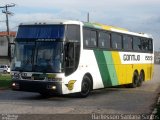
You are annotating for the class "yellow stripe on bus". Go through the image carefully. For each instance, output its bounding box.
[94,23,128,32]
[111,51,154,85]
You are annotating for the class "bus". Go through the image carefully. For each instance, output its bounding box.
[11,20,154,97]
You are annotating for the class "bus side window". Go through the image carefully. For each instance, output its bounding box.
[141,38,149,51]
[83,28,97,48]
[133,37,141,51]
[66,25,80,42]
[149,39,153,52]
[123,35,132,51]
[98,32,110,49]
[83,29,90,47]
[111,33,122,50]
[90,31,97,47]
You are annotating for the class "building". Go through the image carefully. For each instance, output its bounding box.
[0,31,16,65]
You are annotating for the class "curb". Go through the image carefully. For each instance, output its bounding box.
[149,82,160,120]
[0,87,10,90]
[150,94,160,120]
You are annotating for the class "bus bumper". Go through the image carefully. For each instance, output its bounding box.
[11,80,62,94]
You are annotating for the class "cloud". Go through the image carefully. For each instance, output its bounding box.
[0,0,160,50]
[1,0,160,10]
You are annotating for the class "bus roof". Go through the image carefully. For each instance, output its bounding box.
[83,22,150,38]
[19,19,83,26]
[19,19,151,38]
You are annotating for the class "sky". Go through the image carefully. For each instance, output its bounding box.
[0,0,160,50]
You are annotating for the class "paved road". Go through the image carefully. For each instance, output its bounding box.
[0,65,160,119]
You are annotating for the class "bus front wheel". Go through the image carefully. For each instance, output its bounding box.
[79,76,92,98]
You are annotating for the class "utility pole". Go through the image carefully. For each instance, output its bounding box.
[0,3,15,62]
[87,12,90,22]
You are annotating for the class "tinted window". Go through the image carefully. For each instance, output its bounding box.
[141,38,149,51]
[123,36,132,50]
[98,32,110,49]
[66,25,80,41]
[111,33,122,50]
[17,25,65,39]
[0,65,4,68]
[149,39,153,52]
[83,28,97,47]
[90,31,97,46]
[133,37,141,51]
[83,29,90,47]
[65,42,80,76]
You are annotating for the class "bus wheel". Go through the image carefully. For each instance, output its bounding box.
[79,76,91,98]
[130,71,139,88]
[137,71,144,87]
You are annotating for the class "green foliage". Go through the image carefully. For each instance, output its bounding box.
[0,74,11,88]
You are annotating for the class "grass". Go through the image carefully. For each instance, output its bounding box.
[0,74,11,89]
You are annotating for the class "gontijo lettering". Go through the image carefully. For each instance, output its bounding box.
[123,54,140,61]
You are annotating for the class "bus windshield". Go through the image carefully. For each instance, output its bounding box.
[12,41,63,73]
[16,25,65,39]
[12,24,80,73]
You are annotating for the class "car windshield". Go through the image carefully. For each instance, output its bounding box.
[12,41,63,73]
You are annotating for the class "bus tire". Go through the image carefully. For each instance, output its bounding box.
[137,71,144,87]
[79,76,92,98]
[130,71,139,88]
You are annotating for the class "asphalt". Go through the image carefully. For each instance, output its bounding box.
[0,65,160,120]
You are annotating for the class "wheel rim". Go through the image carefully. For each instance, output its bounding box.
[81,80,90,96]
[134,76,138,85]
[138,72,144,86]
[133,73,139,87]
[140,73,144,81]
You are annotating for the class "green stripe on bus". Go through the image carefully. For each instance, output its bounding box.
[94,50,119,87]
[103,51,119,86]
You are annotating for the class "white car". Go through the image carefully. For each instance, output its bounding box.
[0,65,10,74]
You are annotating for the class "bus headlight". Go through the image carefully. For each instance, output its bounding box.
[12,82,20,89]
[12,83,16,86]
[47,85,56,90]
[52,86,56,90]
